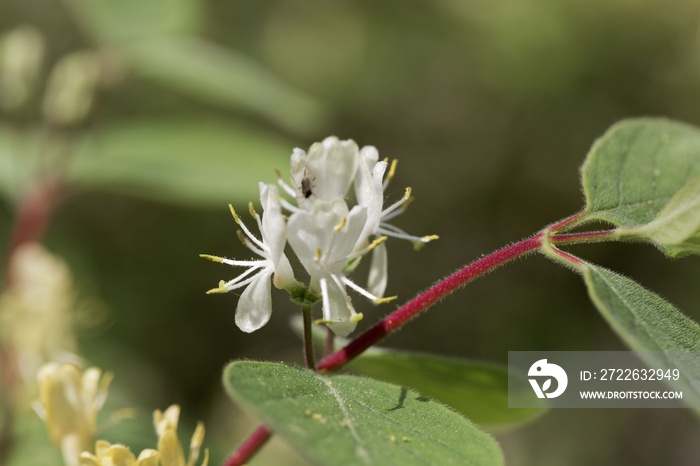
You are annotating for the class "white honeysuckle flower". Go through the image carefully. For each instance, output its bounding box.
[200,183,295,333]
[34,363,112,466]
[287,199,392,336]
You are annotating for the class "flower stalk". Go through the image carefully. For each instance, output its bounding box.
[302,305,316,370]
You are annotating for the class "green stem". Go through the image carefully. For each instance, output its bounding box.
[302,305,316,370]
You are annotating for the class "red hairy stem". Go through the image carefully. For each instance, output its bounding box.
[550,230,617,245]
[316,233,544,372]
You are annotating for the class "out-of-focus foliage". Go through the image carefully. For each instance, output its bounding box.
[1,0,700,465]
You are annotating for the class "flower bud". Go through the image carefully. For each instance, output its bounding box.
[42,51,100,126]
[0,26,45,111]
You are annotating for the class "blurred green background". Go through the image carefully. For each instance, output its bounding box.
[2,0,700,465]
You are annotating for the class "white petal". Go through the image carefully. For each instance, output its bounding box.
[354,160,386,246]
[235,269,273,332]
[367,241,388,298]
[287,200,347,277]
[327,205,367,267]
[258,183,286,264]
[272,254,295,289]
[305,137,359,201]
[287,209,324,278]
[360,145,379,166]
[322,276,359,337]
[290,148,307,188]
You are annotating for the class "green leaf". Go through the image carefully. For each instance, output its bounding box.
[581,118,700,255]
[346,348,546,432]
[583,263,700,407]
[67,118,293,206]
[122,37,327,134]
[635,177,700,253]
[292,318,544,431]
[0,125,55,204]
[63,1,327,134]
[223,361,504,466]
[62,0,203,44]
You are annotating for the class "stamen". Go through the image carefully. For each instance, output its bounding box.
[381,187,412,218]
[280,199,303,214]
[341,275,397,303]
[334,217,347,233]
[230,205,267,252]
[206,280,228,294]
[228,204,241,224]
[236,231,266,257]
[344,236,387,263]
[276,168,297,198]
[350,313,364,323]
[330,274,355,310]
[220,258,268,267]
[220,264,267,290]
[315,247,322,262]
[199,254,224,263]
[367,236,387,250]
[249,201,262,231]
[319,277,331,322]
[383,159,398,190]
[378,224,438,245]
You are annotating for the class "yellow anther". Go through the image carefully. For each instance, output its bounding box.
[314,247,322,262]
[236,230,248,245]
[206,281,228,294]
[334,217,347,233]
[315,318,333,325]
[367,236,388,250]
[386,159,398,184]
[374,296,398,304]
[413,235,439,251]
[248,201,258,218]
[274,168,284,180]
[350,313,364,323]
[403,186,412,200]
[228,204,241,224]
[199,254,224,263]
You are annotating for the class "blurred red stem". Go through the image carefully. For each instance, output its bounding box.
[4,177,62,288]
[222,425,271,466]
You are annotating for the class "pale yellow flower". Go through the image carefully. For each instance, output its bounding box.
[78,406,207,466]
[34,362,112,466]
[153,405,208,466]
[0,243,79,400]
[79,440,159,466]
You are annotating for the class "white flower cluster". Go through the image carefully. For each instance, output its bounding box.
[202,137,437,336]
